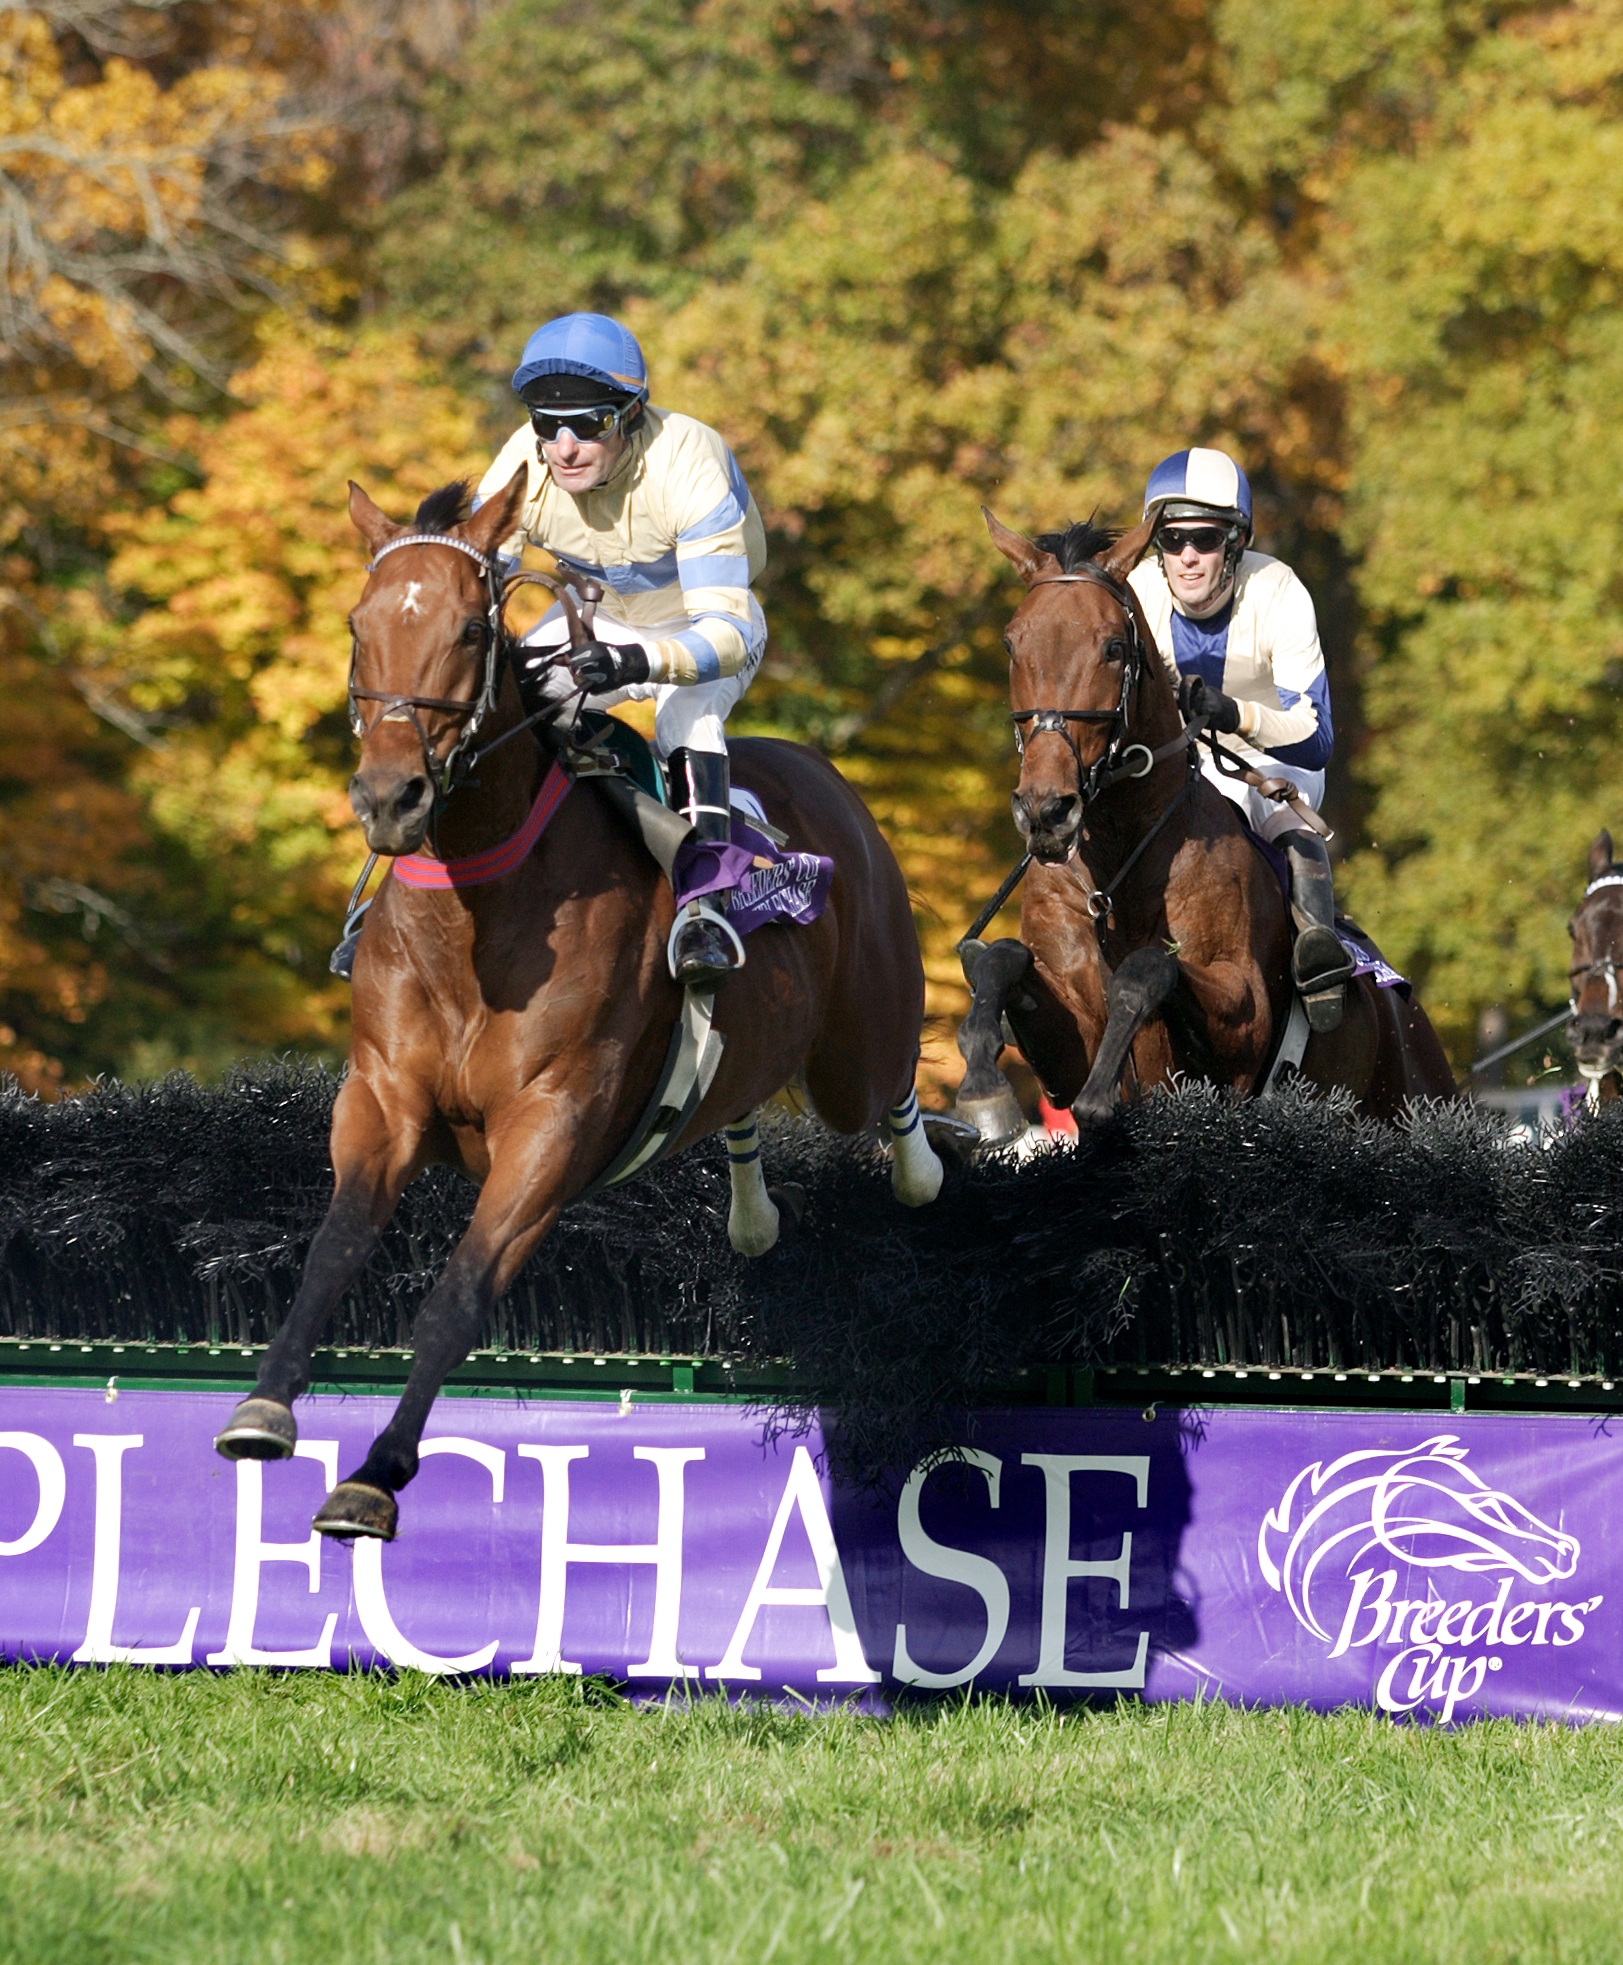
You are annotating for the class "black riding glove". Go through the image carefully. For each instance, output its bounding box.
[1179,674,1245,736]
[568,640,651,693]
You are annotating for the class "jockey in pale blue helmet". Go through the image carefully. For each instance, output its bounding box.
[1127,446,1356,1030]
[475,311,770,989]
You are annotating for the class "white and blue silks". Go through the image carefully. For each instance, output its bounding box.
[1128,550,1333,843]
[477,406,767,760]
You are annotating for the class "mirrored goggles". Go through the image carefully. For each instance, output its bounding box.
[1157,524,1230,556]
[528,402,628,444]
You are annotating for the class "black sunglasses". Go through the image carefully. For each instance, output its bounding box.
[1157,524,1230,556]
[528,402,627,443]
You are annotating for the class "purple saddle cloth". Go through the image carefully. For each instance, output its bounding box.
[671,806,833,938]
[1248,832,1408,992]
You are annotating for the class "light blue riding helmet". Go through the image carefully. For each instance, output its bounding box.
[511,313,649,405]
[1143,447,1253,536]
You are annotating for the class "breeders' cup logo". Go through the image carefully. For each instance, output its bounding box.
[1258,1436,1597,1720]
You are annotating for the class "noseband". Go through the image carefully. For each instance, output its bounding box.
[347,531,510,801]
[1011,565,1156,801]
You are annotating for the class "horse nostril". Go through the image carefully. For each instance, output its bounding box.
[1039,794,1077,833]
[348,774,377,824]
[393,776,432,818]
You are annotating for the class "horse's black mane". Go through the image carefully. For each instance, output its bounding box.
[1033,516,1119,571]
[414,480,473,531]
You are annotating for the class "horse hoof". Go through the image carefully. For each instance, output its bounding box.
[766,1183,806,1241]
[954,1086,1029,1147]
[313,1482,398,1542]
[214,1398,297,1461]
[1070,1096,1115,1132]
[922,1112,979,1170]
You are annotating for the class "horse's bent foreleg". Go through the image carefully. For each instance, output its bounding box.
[954,938,1033,1143]
[1072,947,1180,1128]
[215,1073,428,1462]
[725,1112,780,1256]
[887,1087,944,1205]
[314,1113,576,1540]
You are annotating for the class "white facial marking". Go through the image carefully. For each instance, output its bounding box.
[399,581,424,617]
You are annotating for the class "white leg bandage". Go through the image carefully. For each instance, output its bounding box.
[724,1112,780,1256]
[888,1089,944,1207]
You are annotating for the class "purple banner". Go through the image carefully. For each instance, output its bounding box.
[0,1390,1615,1721]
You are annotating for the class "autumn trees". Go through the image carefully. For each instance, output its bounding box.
[9,0,1623,1083]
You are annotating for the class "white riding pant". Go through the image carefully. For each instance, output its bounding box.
[1204,749,1325,844]
[519,608,764,760]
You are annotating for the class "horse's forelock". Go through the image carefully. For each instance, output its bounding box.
[1032,516,1120,572]
[413,481,474,532]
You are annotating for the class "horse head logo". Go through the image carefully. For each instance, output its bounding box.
[1258,1435,1579,1642]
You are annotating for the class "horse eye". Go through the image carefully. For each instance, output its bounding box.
[1104,637,1127,662]
[461,619,488,645]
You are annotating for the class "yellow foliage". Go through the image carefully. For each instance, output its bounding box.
[98,325,489,1056]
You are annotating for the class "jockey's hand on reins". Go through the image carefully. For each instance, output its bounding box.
[569,640,650,692]
[1178,674,1244,736]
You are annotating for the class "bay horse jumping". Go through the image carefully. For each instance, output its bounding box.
[213,471,943,1539]
[1569,829,1623,1108]
[955,513,1454,1130]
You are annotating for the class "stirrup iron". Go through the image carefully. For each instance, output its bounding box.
[668,900,746,986]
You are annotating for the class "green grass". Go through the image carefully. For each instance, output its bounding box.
[3,1671,1623,1963]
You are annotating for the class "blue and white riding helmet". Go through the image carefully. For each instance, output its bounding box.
[1142,447,1253,533]
[512,313,650,412]
[1143,447,1253,582]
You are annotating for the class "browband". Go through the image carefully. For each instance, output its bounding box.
[368,532,497,574]
[1585,873,1623,897]
[1027,566,1134,600]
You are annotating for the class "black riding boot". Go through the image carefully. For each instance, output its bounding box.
[667,747,745,989]
[1279,828,1356,1032]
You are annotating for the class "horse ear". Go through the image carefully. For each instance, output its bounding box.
[1101,517,1156,584]
[982,507,1059,586]
[348,482,401,555]
[1591,830,1615,879]
[464,467,529,559]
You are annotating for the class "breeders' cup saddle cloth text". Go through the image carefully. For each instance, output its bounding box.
[672,788,833,932]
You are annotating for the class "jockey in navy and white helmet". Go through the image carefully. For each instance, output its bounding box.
[474,311,769,989]
[1127,446,1356,1029]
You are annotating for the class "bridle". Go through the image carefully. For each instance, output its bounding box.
[1570,873,1623,1017]
[346,531,601,815]
[347,532,512,803]
[1004,561,1210,929]
[336,527,610,934]
[1011,564,1160,803]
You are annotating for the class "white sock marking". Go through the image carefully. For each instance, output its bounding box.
[888,1089,944,1206]
[725,1112,780,1256]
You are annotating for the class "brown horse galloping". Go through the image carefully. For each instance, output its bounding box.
[1569,829,1623,1109]
[955,514,1453,1130]
[213,471,942,1539]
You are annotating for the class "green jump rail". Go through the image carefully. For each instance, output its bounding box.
[4,1336,1622,1416]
